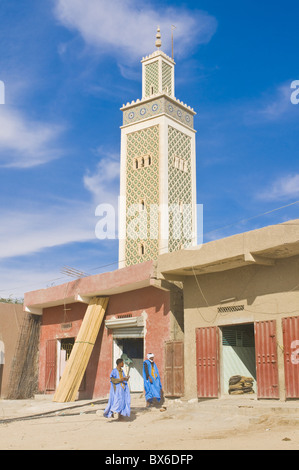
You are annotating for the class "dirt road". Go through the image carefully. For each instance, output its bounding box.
[0,395,298,451]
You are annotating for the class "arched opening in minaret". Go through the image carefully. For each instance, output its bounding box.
[140,199,145,211]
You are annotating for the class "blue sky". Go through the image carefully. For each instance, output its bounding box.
[0,0,298,299]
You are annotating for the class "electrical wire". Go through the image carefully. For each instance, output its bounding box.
[1,199,299,296]
[204,200,299,237]
[191,262,299,321]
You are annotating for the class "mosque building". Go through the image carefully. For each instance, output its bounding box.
[119,28,197,268]
[22,29,299,403]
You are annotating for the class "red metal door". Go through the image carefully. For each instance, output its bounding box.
[254,321,279,399]
[45,339,57,391]
[196,327,219,398]
[164,341,184,397]
[282,316,299,398]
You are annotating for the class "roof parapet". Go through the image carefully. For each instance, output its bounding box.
[121,94,195,113]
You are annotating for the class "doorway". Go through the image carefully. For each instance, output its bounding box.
[196,322,279,399]
[220,324,256,395]
[58,338,74,382]
[57,337,85,391]
[113,337,144,392]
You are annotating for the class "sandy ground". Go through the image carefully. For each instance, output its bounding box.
[0,394,298,452]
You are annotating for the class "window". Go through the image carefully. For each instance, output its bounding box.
[218,305,245,314]
[173,155,188,172]
[221,323,254,347]
[133,155,152,170]
[60,338,75,360]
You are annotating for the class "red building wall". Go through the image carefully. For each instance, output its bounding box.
[39,286,171,399]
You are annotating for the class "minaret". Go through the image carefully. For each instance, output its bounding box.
[119,28,197,268]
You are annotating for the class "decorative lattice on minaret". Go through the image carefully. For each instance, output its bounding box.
[119,28,197,268]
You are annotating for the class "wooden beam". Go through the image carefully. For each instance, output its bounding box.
[244,253,275,266]
[53,296,109,403]
[24,306,43,315]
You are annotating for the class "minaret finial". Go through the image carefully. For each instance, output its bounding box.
[155,26,161,49]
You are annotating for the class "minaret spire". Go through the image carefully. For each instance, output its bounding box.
[119,31,197,268]
[155,26,162,49]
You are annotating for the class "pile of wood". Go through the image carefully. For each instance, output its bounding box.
[53,297,109,403]
[7,314,41,399]
[228,375,254,395]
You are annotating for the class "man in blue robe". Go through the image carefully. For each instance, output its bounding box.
[104,358,131,419]
[143,353,162,407]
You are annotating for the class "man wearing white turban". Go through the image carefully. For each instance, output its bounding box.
[143,353,162,407]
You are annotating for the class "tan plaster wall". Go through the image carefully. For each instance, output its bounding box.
[182,255,299,399]
[0,303,26,397]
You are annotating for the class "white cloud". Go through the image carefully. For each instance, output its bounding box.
[84,152,120,208]
[258,174,299,201]
[0,267,65,300]
[244,83,295,124]
[0,107,64,168]
[257,84,292,120]
[53,0,217,62]
[0,200,96,259]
